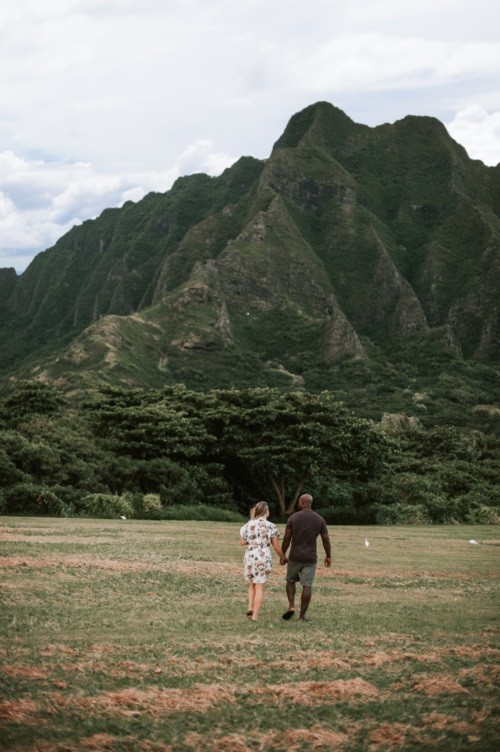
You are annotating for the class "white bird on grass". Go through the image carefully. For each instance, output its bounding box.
[364,539,369,547]
[468,539,478,545]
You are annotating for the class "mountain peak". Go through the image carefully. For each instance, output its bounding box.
[272,101,358,153]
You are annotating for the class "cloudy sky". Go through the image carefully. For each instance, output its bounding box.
[1,0,500,273]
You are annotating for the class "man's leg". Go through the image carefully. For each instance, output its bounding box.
[298,585,312,621]
[286,580,296,611]
[298,564,316,621]
[282,578,296,619]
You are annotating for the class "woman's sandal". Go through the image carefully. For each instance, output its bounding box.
[246,610,253,616]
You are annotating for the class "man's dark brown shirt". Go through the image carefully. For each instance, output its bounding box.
[286,509,328,564]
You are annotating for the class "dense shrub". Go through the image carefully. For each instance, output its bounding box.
[3,483,70,517]
[160,504,244,522]
[374,503,431,525]
[142,493,162,513]
[387,473,442,507]
[314,506,358,524]
[137,493,164,519]
[50,485,84,514]
[456,492,499,524]
[0,445,29,485]
[464,505,499,524]
[424,495,461,524]
[80,492,134,519]
[409,426,482,461]
[1,381,66,423]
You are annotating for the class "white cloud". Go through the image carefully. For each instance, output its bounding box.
[446,106,500,165]
[0,141,236,273]
[288,33,500,92]
[1,0,500,273]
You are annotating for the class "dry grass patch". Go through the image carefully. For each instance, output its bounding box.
[458,663,500,688]
[29,735,173,752]
[0,699,40,725]
[170,650,355,675]
[2,664,48,680]
[283,725,351,750]
[405,674,469,696]
[0,555,240,577]
[40,644,80,657]
[363,644,500,668]
[183,732,252,752]
[48,684,235,717]
[368,708,496,750]
[255,677,379,705]
[0,556,154,572]
[286,650,353,671]
[368,722,423,750]
[0,533,119,545]
[422,710,486,739]
[183,726,352,752]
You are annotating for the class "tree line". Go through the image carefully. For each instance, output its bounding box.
[0,381,498,524]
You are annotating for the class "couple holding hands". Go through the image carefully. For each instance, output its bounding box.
[239,494,332,622]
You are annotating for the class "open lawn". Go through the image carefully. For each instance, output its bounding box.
[0,517,499,751]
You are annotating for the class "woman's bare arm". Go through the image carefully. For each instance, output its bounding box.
[272,536,287,563]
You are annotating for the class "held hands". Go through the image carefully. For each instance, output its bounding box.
[279,556,288,565]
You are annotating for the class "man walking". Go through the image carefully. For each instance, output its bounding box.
[281,493,331,621]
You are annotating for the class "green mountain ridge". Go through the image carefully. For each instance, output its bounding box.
[1,102,499,420]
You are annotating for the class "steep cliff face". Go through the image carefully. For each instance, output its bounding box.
[1,101,498,391]
[0,268,17,305]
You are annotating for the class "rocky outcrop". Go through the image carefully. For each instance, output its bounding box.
[323,295,365,362]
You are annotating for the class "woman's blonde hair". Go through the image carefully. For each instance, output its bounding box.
[250,501,269,519]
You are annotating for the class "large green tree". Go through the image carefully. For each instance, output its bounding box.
[87,386,232,505]
[208,388,391,515]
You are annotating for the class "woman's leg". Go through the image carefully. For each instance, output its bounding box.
[251,583,265,620]
[247,583,255,614]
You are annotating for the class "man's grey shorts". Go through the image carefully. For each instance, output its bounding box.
[286,561,317,587]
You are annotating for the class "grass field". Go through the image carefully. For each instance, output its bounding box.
[0,517,499,751]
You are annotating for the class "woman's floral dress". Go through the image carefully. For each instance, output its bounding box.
[240,516,279,583]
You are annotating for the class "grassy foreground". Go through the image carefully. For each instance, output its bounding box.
[0,517,499,752]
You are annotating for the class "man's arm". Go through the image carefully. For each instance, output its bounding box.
[320,529,332,567]
[281,524,292,557]
[272,536,287,565]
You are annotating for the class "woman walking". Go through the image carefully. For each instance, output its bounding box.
[240,501,287,621]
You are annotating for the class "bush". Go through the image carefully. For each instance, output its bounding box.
[314,506,369,524]
[456,492,500,524]
[161,504,244,522]
[424,495,461,524]
[315,507,342,524]
[393,473,443,506]
[3,483,70,517]
[374,503,431,525]
[80,492,134,519]
[137,493,164,519]
[464,504,499,524]
[50,485,82,514]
